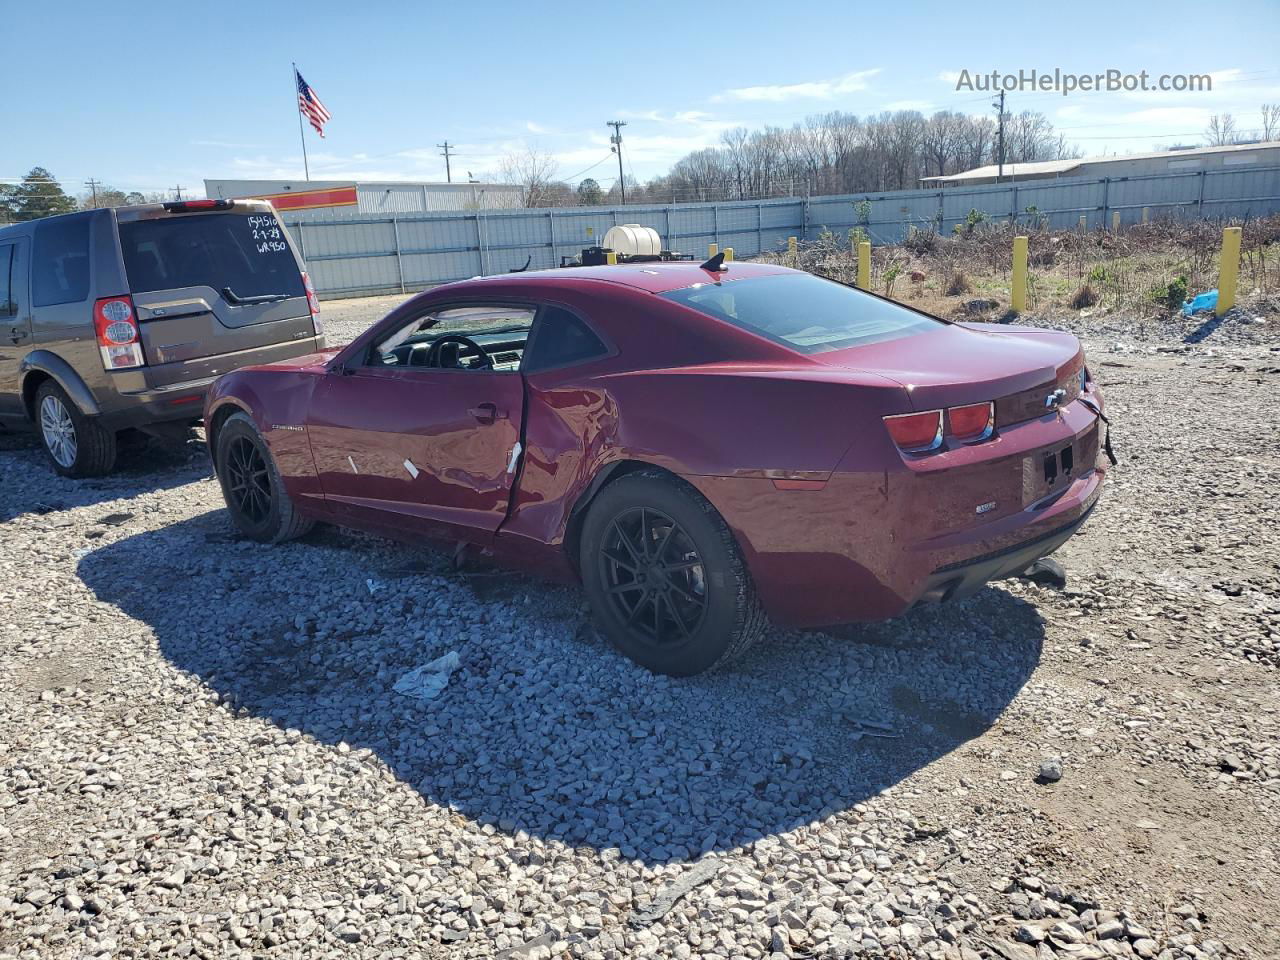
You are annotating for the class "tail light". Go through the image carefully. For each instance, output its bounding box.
[302,271,323,335]
[162,199,233,212]
[884,410,943,453]
[948,401,995,442]
[93,296,145,369]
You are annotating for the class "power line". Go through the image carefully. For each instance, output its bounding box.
[84,178,101,206]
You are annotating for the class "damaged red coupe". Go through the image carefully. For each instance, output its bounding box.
[205,259,1108,675]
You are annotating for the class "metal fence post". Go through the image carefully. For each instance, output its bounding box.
[801,196,810,241]
[756,203,763,255]
[475,212,487,276]
[294,220,307,261]
[1011,184,1019,225]
[664,207,671,249]
[713,205,720,246]
[1101,177,1110,227]
[547,210,556,267]
[1197,171,1206,217]
[392,216,405,293]
[936,191,944,234]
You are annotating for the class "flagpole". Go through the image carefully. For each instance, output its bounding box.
[293,62,310,181]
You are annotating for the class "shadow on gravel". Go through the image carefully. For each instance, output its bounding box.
[0,431,203,521]
[79,512,1045,865]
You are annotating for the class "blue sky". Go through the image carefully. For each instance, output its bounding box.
[5,0,1279,198]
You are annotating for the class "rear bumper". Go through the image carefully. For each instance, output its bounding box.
[916,499,1096,605]
[96,335,326,430]
[687,404,1107,629]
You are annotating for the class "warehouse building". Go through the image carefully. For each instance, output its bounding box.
[920,141,1280,187]
[202,178,525,220]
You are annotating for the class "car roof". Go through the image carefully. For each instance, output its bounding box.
[468,259,797,294]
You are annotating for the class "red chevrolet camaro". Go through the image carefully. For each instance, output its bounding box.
[205,260,1107,675]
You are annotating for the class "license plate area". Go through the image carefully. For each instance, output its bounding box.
[1025,442,1077,506]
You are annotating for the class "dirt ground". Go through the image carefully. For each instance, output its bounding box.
[1,288,1278,959]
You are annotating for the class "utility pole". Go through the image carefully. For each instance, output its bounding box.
[607,120,627,204]
[84,178,101,207]
[992,90,1006,183]
[171,185,185,201]
[438,141,454,183]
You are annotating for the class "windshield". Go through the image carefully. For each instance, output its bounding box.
[661,272,941,353]
[118,212,304,299]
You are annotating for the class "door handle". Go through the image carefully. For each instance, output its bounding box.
[7,328,28,345]
[468,403,507,424]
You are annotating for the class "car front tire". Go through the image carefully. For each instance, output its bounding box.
[215,412,314,543]
[35,380,117,478]
[580,471,767,676]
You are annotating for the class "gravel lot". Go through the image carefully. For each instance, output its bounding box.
[2,292,1278,960]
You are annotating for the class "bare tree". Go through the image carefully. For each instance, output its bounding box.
[499,147,560,207]
[1262,104,1280,141]
[1205,113,1238,146]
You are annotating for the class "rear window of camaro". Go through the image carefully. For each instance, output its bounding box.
[661,272,940,353]
[118,212,304,299]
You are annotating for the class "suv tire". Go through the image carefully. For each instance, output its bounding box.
[36,380,117,478]
[580,471,768,676]
[215,412,314,543]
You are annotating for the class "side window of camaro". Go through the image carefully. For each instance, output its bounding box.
[370,305,536,371]
[523,306,608,372]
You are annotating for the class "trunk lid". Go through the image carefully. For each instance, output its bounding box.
[816,321,1082,421]
[115,207,315,382]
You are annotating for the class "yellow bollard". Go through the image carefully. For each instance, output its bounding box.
[708,242,718,258]
[1141,206,1150,224]
[1078,215,1087,230]
[723,247,734,262]
[1216,226,1242,316]
[605,251,617,265]
[1011,235,1029,313]
[1111,211,1121,231]
[857,241,871,291]
[788,236,798,254]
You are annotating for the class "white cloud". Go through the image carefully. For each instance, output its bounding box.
[714,68,881,103]
[525,121,551,134]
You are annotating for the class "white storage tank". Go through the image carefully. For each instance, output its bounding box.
[603,224,662,258]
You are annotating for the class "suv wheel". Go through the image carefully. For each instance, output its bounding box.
[579,471,768,676]
[215,412,314,543]
[36,381,117,477]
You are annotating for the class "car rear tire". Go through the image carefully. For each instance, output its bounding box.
[580,471,768,676]
[215,412,314,543]
[36,380,117,478]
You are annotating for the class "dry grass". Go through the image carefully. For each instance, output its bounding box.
[760,214,1280,322]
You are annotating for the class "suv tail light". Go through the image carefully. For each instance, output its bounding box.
[302,271,323,334]
[948,401,995,442]
[94,296,145,369]
[884,410,943,453]
[162,199,233,212]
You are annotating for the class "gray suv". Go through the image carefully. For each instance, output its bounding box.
[0,199,325,476]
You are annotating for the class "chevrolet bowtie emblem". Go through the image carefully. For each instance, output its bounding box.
[1044,387,1067,409]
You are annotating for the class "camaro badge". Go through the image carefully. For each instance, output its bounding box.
[975,501,997,515]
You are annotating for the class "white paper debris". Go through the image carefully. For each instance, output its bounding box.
[393,651,460,702]
[403,458,420,479]
[348,456,359,474]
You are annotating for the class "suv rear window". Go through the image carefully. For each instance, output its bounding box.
[662,272,940,353]
[118,212,304,299]
[33,215,91,306]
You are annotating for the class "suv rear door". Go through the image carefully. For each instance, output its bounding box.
[114,204,316,386]
[0,236,31,418]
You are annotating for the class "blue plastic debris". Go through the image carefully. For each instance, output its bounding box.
[1182,289,1218,316]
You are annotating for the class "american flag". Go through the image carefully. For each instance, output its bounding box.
[295,69,331,138]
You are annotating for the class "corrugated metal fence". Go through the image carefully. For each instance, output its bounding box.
[285,165,1280,299]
